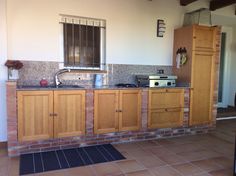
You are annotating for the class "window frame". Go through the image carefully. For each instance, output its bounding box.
[59,14,106,70]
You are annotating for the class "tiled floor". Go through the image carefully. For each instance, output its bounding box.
[1,119,235,176]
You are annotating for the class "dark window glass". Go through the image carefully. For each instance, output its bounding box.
[63,23,101,68]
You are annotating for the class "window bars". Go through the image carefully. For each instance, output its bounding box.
[60,14,106,70]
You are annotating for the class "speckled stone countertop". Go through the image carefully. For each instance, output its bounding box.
[17,85,190,91]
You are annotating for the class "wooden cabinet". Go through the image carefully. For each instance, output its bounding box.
[54,90,85,138]
[94,89,141,134]
[148,89,184,129]
[94,90,119,134]
[17,91,54,141]
[173,24,220,126]
[119,90,141,131]
[17,90,85,141]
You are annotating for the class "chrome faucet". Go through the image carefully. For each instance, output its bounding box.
[54,69,71,87]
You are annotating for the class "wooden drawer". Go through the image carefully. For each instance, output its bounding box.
[149,89,184,109]
[148,108,183,129]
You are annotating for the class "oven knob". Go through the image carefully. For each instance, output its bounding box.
[167,82,171,86]
[155,82,159,86]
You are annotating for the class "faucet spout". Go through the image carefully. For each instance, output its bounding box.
[54,68,71,87]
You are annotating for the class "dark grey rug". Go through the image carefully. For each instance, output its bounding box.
[20,144,125,175]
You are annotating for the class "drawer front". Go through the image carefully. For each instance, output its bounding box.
[149,89,184,109]
[148,108,183,129]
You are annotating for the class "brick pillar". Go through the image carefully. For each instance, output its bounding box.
[6,81,18,156]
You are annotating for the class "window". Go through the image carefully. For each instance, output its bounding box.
[60,15,106,70]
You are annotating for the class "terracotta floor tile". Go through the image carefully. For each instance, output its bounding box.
[34,170,67,176]
[172,162,203,176]
[208,156,234,169]
[136,140,159,149]
[148,146,174,157]
[135,155,166,168]
[126,169,153,176]
[92,162,122,176]
[64,166,95,176]
[157,153,187,165]
[116,159,145,173]
[153,139,176,146]
[191,158,223,172]
[177,150,211,161]
[209,169,233,176]
[126,148,153,158]
[149,165,182,176]
[165,143,204,154]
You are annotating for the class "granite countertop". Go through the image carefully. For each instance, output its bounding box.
[17,85,190,91]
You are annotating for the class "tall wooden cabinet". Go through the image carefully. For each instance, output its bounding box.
[94,89,141,134]
[173,24,220,126]
[17,90,85,141]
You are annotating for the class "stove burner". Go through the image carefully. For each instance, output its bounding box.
[115,83,137,88]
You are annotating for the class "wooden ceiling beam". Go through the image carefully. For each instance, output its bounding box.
[210,0,236,11]
[180,0,198,6]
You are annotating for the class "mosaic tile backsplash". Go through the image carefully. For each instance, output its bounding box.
[17,61,172,86]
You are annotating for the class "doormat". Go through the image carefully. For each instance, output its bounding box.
[20,144,125,175]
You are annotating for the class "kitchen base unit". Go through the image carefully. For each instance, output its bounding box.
[7,81,215,157]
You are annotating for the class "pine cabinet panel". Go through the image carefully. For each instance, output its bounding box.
[54,90,85,138]
[18,90,86,141]
[94,90,119,134]
[193,25,217,52]
[190,51,215,125]
[149,89,184,109]
[119,90,141,131]
[149,108,183,128]
[94,89,141,134]
[17,91,54,141]
[148,89,184,129]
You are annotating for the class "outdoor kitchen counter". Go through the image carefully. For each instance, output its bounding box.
[16,85,190,91]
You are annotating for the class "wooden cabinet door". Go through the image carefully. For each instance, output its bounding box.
[149,108,183,128]
[119,90,141,131]
[17,91,53,141]
[94,90,119,134]
[193,25,217,52]
[149,89,184,109]
[54,90,85,138]
[190,51,215,125]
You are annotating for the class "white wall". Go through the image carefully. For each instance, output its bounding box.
[0,0,8,141]
[7,0,184,65]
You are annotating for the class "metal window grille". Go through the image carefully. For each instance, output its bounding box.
[60,14,106,70]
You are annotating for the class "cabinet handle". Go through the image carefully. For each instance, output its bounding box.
[54,113,58,116]
[49,113,54,116]
[116,110,119,112]
[119,110,122,112]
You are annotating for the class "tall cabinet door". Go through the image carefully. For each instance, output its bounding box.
[54,90,85,138]
[119,90,141,131]
[94,90,119,134]
[17,91,54,141]
[190,51,215,125]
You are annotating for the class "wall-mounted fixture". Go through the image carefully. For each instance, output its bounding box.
[157,19,166,37]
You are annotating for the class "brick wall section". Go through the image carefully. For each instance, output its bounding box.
[7,82,216,157]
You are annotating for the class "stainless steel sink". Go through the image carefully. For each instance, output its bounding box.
[55,85,84,88]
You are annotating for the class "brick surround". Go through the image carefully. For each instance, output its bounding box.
[6,81,217,157]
